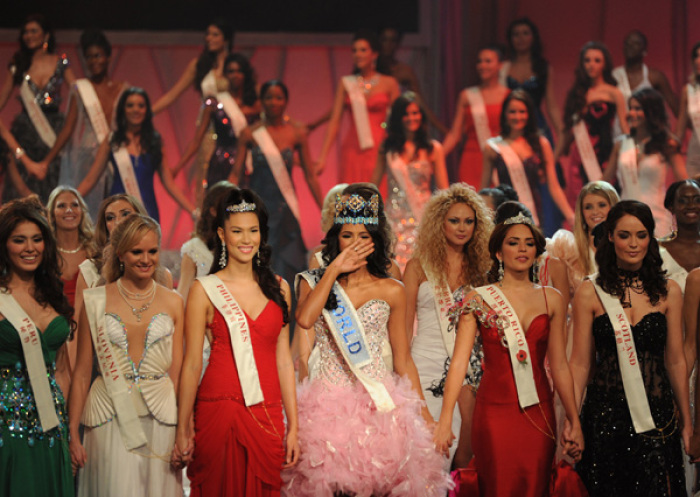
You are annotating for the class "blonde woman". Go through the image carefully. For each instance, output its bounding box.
[69,214,184,496]
[403,182,493,468]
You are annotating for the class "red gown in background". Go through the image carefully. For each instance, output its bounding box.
[458,102,502,188]
[188,303,286,497]
[340,92,389,185]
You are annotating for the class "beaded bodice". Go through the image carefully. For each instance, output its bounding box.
[181,237,213,278]
[314,299,391,387]
[16,55,70,111]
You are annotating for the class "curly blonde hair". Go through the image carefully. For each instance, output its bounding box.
[414,183,493,287]
[46,185,96,257]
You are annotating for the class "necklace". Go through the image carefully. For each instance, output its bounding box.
[618,268,645,308]
[356,74,379,94]
[117,278,156,301]
[57,245,82,254]
[117,279,156,322]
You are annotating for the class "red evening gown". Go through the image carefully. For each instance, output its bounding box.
[458,102,502,188]
[340,92,389,184]
[187,303,286,497]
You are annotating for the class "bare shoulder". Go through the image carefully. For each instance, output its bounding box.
[159,285,184,309]
[403,258,426,281]
[378,277,405,299]
[278,277,292,299]
[666,279,682,300]
[542,285,564,307]
[574,278,597,301]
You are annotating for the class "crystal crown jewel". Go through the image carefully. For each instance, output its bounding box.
[334,193,379,225]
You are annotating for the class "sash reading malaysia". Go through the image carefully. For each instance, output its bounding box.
[298,271,395,411]
[475,285,540,408]
[590,276,656,433]
[75,79,111,143]
[342,75,375,150]
[572,118,603,182]
[83,287,148,449]
[687,84,700,147]
[487,137,540,226]
[0,292,60,431]
[199,275,264,406]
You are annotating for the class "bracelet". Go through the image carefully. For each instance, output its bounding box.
[191,208,201,222]
[14,147,25,160]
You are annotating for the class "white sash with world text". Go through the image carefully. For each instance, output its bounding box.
[83,287,148,449]
[617,136,640,199]
[590,276,656,433]
[487,137,540,225]
[475,285,540,408]
[0,292,60,431]
[252,127,301,222]
[216,92,248,137]
[75,79,110,143]
[112,144,144,205]
[386,152,424,222]
[199,275,264,406]
[342,75,374,150]
[687,84,700,146]
[20,79,56,147]
[298,271,395,411]
[572,119,603,182]
[465,87,492,151]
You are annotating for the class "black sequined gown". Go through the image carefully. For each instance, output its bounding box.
[577,312,685,496]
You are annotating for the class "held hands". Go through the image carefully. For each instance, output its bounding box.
[24,158,49,180]
[283,428,301,469]
[69,436,87,476]
[171,430,195,469]
[562,418,584,462]
[432,419,455,458]
[329,238,374,275]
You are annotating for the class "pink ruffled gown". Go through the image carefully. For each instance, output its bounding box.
[282,299,451,496]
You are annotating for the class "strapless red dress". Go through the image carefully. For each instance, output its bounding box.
[188,303,286,497]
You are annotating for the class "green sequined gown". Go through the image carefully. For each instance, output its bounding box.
[0,316,73,497]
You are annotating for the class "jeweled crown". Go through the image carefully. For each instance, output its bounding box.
[226,201,256,213]
[503,212,533,226]
[334,193,379,225]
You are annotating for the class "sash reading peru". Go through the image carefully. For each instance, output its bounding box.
[20,78,56,147]
[475,285,540,408]
[75,79,111,143]
[252,127,301,222]
[298,271,395,411]
[0,292,60,431]
[687,84,700,146]
[487,137,540,226]
[199,275,264,406]
[465,87,492,151]
[590,276,656,433]
[617,137,640,199]
[112,144,144,205]
[572,118,603,182]
[342,75,374,150]
[83,287,148,449]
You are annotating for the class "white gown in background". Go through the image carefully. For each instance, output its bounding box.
[619,152,672,237]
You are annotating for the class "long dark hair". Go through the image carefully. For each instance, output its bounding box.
[260,79,289,101]
[383,92,433,155]
[224,52,257,107]
[80,28,111,57]
[500,89,543,159]
[0,197,75,334]
[10,14,56,86]
[352,30,390,75]
[595,201,667,305]
[506,17,548,83]
[630,88,678,160]
[691,42,700,84]
[196,181,237,250]
[321,183,392,310]
[563,41,617,130]
[111,87,162,169]
[210,189,289,324]
[194,19,234,93]
[486,217,546,283]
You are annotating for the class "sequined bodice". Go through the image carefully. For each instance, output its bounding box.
[17,56,69,111]
[387,159,432,219]
[314,299,391,387]
[181,237,213,278]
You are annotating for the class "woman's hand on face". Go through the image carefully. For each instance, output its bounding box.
[330,238,374,274]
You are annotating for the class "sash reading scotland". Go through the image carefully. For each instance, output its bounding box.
[199,274,264,406]
[475,285,540,408]
[0,292,60,432]
[83,287,148,449]
[590,275,656,433]
[298,271,395,411]
[342,75,375,150]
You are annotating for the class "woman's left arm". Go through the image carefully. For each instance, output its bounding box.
[665,281,691,453]
[158,146,195,213]
[168,291,185,394]
[669,149,687,181]
[613,87,629,135]
[544,65,564,140]
[277,280,300,468]
[55,342,72,398]
[296,124,323,208]
[542,137,575,225]
[431,141,450,190]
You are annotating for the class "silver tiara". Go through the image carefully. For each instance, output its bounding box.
[226,201,256,213]
[503,212,533,226]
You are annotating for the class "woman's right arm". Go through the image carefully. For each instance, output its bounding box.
[77,139,111,196]
[369,144,387,187]
[602,140,621,186]
[676,86,689,142]
[480,145,496,189]
[175,281,209,463]
[441,90,467,156]
[569,281,596,409]
[315,82,347,175]
[67,305,96,470]
[177,254,196,301]
[152,58,197,114]
[39,94,79,167]
[402,258,423,344]
[227,127,252,185]
[0,71,14,111]
[172,104,213,177]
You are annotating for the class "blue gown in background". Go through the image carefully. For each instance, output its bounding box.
[109,152,160,222]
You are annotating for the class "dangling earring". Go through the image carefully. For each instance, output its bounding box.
[255,251,261,267]
[219,239,227,268]
[42,39,48,52]
[671,215,678,239]
[497,259,504,286]
[119,261,124,274]
[532,257,540,284]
